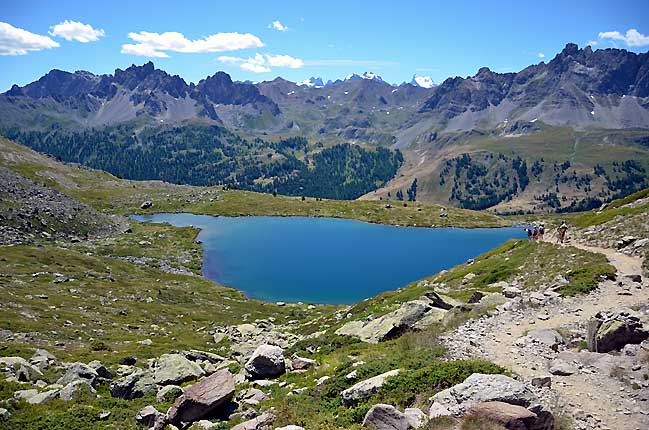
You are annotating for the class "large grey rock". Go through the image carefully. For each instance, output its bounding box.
[428,402,451,419]
[245,344,286,379]
[0,357,43,382]
[431,373,538,415]
[27,389,60,405]
[526,329,565,351]
[136,405,163,428]
[153,353,205,385]
[14,389,38,402]
[183,349,225,364]
[230,412,275,430]
[404,408,428,428]
[336,299,447,343]
[57,362,99,386]
[167,369,235,425]
[341,369,400,406]
[110,368,156,400]
[291,354,317,372]
[30,349,59,369]
[587,310,649,353]
[548,359,577,376]
[466,401,541,430]
[60,380,96,401]
[88,360,112,380]
[362,404,410,430]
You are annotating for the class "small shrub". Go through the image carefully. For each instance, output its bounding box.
[90,340,109,351]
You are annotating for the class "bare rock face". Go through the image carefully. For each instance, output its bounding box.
[136,405,163,428]
[244,344,286,379]
[587,310,649,353]
[466,401,539,430]
[167,369,235,425]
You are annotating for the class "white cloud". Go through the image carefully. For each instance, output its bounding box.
[0,22,59,55]
[121,31,264,57]
[266,53,303,68]
[270,20,289,32]
[586,40,598,47]
[217,52,303,73]
[537,52,545,59]
[598,28,649,47]
[49,20,104,42]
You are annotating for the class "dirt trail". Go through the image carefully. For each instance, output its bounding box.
[445,241,649,430]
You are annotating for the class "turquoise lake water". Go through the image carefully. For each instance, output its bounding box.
[133,214,525,304]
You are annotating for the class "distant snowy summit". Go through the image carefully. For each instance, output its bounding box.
[296,72,435,88]
[409,75,435,88]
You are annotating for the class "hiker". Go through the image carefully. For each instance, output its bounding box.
[538,223,545,241]
[525,226,533,240]
[533,224,539,240]
[558,221,568,244]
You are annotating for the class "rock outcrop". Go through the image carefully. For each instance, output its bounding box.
[245,344,286,379]
[587,310,649,353]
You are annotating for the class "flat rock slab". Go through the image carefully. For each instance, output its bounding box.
[342,369,400,406]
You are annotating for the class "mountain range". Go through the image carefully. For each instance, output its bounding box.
[1,43,649,212]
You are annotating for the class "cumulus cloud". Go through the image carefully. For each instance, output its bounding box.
[537,52,545,59]
[269,20,289,32]
[121,31,264,57]
[217,52,303,73]
[0,22,59,55]
[49,20,105,42]
[598,28,649,47]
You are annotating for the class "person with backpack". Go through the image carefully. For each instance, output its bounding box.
[533,224,539,240]
[538,223,545,241]
[525,225,533,240]
[558,221,568,244]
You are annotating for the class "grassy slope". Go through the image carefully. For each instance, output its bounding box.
[0,136,618,430]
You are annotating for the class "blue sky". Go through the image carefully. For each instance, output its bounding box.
[1,0,649,91]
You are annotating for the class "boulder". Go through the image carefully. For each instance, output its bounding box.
[466,401,539,430]
[431,374,538,415]
[110,368,156,400]
[525,329,565,351]
[245,344,286,379]
[428,402,451,419]
[336,299,447,343]
[183,350,225,365]
[167,369,235,425]
[0,357,43,382]
[60,380,96,401]
[548,359,577,376]
[88,360,112,380]
[291,354,317,372]
[140,201,153,209]
[30,349,59,369]
[57,362,99,387]
[362,404,411,430]
[14,389,38,402]
[502,286,523,298]
[239,388,269,405]
[153,353,205,385]
[156,384,184,403]
[136,405,163,428]
[341,369,400,406]
[231,412,276,430]
[530,376,551,388]
[27,389,60,405]
[587,311,649,353]
[404,408,428,428]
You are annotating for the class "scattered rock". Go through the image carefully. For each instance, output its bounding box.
[167,369,235,425]
[342,369,400,406]
[57,362,99,387]
[428,402,451,419]
[530,376,551,388]
[466,401,540,430]
[525,328,565,351]
[152,353,205,385]
[60,380,96,401]
[245,344,286,379]
[136,405,163,428]
[362,404,427,430]
[110,368,156,400]
[27,389,60,405]
[140,201,153,209]
[431,373,538,415]
[548,359,577,376]
[291,354,317,372]
[0,356,43,382]
[231,412,276,430]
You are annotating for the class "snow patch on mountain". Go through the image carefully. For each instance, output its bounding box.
[410,75,435,88]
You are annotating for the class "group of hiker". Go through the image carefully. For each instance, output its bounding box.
[525,221,569,243]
